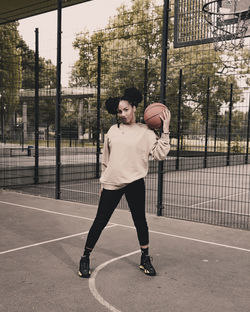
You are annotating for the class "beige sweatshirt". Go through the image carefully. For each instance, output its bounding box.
[100,122,170,190]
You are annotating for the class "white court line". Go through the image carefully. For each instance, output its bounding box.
[0,231,89,255]
[88,228,250,312]
[0,200,98,222]
[60,188,99,195]
[62,180,99,187]
[190,189,249,208]
[37,185,99,196]
[1,199,250,312]
[162,189,250,216]
[162,201,250,217]
[147,228,250,252]
[89,250,140,312]
[0,225,117,255]
[1,200,250,253]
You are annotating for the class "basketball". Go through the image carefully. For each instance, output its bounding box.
[144,102,166,129]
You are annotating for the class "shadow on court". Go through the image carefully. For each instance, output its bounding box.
[0,190,250,312]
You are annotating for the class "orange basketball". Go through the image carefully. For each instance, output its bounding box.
[144,102,166,129]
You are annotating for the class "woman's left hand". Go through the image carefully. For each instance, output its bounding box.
[160,108,171,133]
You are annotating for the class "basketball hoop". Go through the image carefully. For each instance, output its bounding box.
[202,0,250,51]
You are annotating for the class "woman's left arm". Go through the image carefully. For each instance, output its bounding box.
[150,108,171,160]
[160,108,171,134]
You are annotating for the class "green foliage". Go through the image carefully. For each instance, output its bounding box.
[0,24,57,131]
[17,37,57,89]
[0,22,21,122]
[219,110,249,141]
[231,135,245,154]
[71,0,163,93]
[16,35,57,128]
[70,0,249,137]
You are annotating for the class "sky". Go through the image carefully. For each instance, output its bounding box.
[18,0,162,87]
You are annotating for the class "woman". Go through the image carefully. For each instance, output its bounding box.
[78,87,171,278]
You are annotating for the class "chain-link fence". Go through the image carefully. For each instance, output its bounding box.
[0,2,249,230]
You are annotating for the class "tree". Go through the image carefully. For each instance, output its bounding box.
[0,22,21,130]
[70,0,249,137]
[17,37,57,90]
[16,36,57,131]
[219,110,249,141]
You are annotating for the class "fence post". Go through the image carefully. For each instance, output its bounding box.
[227,84,233,166]
[144,58,148,111]
[157,0,170,217]
[214,108,218,152]
[176,69,182,170]
[21,121,24,149]
[245,95,250,164]
[22,102,27,144]
[1,94,4,143]
[96,46,101,179]
[34,28,39,184]
[204,77,210,168]
[55,0,62,199]
[69,124,72,147]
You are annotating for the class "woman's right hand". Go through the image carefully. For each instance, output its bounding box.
[100,186,103,195]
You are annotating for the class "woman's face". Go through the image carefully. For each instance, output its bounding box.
[117,100,136,124]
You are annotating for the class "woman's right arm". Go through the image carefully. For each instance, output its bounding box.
[100,134,110,193]
[101,134,110,174]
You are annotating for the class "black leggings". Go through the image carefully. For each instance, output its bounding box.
[85,178,149,250]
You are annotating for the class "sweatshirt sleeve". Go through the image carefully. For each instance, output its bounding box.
[101,133,110,173]
[150,132,170,161]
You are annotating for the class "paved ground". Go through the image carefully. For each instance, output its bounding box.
[0,190,250,312]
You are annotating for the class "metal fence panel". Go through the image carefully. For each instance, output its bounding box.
[0,3,249,230]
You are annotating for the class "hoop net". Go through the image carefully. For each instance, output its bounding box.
[203,0,250,51]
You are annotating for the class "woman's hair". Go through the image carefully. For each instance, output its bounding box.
[105,97,120,115]
[105,87,142,115]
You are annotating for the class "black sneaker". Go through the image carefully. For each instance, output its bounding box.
[78,256,91,278]
[139,255,156,276]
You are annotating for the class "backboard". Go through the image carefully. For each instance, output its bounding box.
[174,0,250,48]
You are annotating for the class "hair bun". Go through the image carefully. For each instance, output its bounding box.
[123,87,142,106]
[105,97,120,115]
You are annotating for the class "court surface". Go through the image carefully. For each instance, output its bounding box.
[0,190,250,312]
